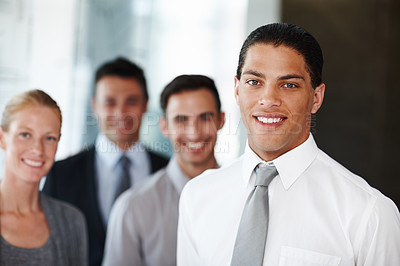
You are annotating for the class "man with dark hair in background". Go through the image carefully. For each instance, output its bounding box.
[178,23,400,265]
[102,74,225,266]
[43,57,168,266]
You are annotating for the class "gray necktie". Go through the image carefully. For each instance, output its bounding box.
[231,163,278,266]
[114,155,131,201]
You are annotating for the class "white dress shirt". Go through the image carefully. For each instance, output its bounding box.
[95,133,151,224]
[177,134,400,266]
[102,157,189,266]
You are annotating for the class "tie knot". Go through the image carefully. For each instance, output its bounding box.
[255,163,277,187]
[120,155,131,169]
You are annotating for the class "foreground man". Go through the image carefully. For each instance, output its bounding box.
[103,75,225,266]
[177,23,400,266]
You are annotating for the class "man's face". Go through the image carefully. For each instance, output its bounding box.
[235,43,325,161]
[161,88,224,169]
[92,76,147,150]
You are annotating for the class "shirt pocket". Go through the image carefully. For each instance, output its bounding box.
[278,246,341,266]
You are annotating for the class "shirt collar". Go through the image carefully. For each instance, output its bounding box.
[242,134,319,190]
[95,133,147,169]
[166,157,190,193]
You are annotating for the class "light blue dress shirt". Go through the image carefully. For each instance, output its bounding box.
[94,133,151,224]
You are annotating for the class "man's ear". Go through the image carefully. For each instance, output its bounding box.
[234,76,240,105]
[160,116,169,138]
[143,99,148,113]
[91,98,97,115]
[311,83,325,114]
[218,112,225,130]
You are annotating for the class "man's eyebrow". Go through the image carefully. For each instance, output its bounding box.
[242,70,266,79]
[126,94,142,99]
[242,71,305,82]
[199,112,215,118]
[278,74,305,81]
[173,114,188,120]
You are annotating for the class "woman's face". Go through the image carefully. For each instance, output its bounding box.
[0,105,61,184]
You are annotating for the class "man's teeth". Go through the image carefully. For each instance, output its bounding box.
[257,117,283,124]
[24,159,43,167]
[187,142,204,149]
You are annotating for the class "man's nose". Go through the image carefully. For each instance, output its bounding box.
[258,84,282,108]
[185,120,202,140]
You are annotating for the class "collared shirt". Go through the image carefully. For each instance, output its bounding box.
[95,133,151,224]
[102,157,189,266]
[177,134,400,266]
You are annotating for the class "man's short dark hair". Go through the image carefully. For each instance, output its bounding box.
[160,75,222,114]
[94,57,148,101]
[236,23,323,88]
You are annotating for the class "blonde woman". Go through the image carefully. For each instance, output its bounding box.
[0,90,88,265]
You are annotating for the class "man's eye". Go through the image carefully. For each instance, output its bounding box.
[105,100,116,107]
[126,98,140,106]
[176,116,187,123]
[200,113,213,121]
[283,83,297,89]
[46,136,58,142]
[247,80,260,86]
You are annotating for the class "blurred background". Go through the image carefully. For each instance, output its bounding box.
[0,0,399,207]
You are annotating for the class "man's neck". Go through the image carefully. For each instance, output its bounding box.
[101,136,138,152]
[115,140,137,151]
[177,157,219,179]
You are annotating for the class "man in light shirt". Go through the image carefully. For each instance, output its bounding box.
[177,23,400,265]
[102,75,225,266]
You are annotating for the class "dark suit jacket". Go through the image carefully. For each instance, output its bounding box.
[43,145,168,266]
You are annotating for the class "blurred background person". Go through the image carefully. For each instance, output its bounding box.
[43,57,168,266]
[102,74,225,266]
[0,89,87,265]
